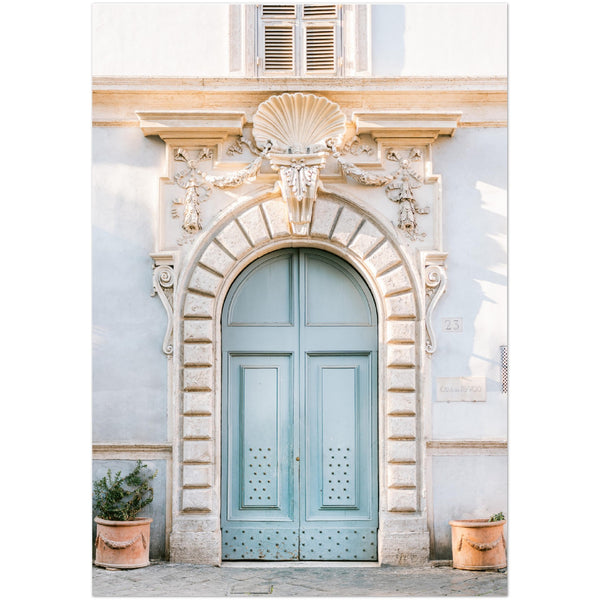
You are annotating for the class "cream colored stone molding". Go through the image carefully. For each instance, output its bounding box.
[167,191,431,565]
[423,252,448,355]
[426,440,507,456]
[151,252,177,355]
[137,111,246,141]
[93,443,173,459]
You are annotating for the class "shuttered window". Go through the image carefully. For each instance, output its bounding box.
[259,4,340,76]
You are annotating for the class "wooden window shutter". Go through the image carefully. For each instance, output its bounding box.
[304,24,336,73]
[260,5,296,74]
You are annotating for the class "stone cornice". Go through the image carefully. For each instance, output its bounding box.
[93,76,507,128]
[137,111,246,141]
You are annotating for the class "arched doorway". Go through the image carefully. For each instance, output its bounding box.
[221,248,378,560]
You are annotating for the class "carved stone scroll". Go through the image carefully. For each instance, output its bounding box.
[424,256,448,355]
[151,258,176,355]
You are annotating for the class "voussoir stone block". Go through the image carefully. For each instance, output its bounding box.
[182,488,213,512]
[183,320,213,343]
[378,266,412,296]
[184,367,213,391]
[385,293,416,318]
[216,221,252,258]
[199,242,235,276]
[262,199,291,237]
[183,392,213,415]
[387,392,417,415]
[183,440,213,463]
[184,293,214,318]
[310,199,340,237]
[387,416,416,439]
[387,489,418,512]
[365,242,401,276]
[189,266,222,297]
[387,464,417,488]
[331,207,363,246]
[388,440,417,463]
[387,368,416,391]
[184,343,213,366]
[349,220,384,258]
[238,206,270,246]
[183,416,213,439]
[183,464,213,488]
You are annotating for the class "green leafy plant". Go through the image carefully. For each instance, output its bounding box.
[93,460,158,521]
[489,512,505,522]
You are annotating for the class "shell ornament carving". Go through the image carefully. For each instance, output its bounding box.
[253,93,346,154]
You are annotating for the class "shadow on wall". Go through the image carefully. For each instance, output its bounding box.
[371,4,405,75]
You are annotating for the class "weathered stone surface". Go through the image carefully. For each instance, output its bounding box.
[378,266,412,295]
[387,463,417,488]
[385,292,417,318]
[188,266,222,297]
[387,344,416,367]
[310,199,340,237]
[169,531,221,566]
[183,440,213,463]
[348,220,384,257]
[238,205,270,246]
[387,488,418,512]
[386,321,416,343]
[183,391,213,415]
[183,293,214,318]
[199,242,236,276]
[183,464,213,487]
[378,531,430,566]
[387,368,416,391]
[388,440,417,463]
[262,199,291,238]
[183,319,213,343]
[183,343,213,366]
[388,416,416,439]
[387,392,417,415]
[183,367,213,391]
[183,416,212,439]
[182,488,213,511]
[331,207,363,246]
[365,242,401,276]
[216,220,252,258]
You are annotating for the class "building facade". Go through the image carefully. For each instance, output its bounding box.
[92,3,507,565]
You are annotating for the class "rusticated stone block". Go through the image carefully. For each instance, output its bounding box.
[378,531,430,566]
[331,207,363,246]
[183,440,213,463]
[386,321,416,343]
[182,488,213,512]
[387,344,416,367]
[217,220,252,258]
[184,343,213,366]
[365,242,401,276]
[387,416,416,439]
[349,220,384,257]
[310,199,340,237]
[183,464,213,488]
[387,488,417,512]
[183,392,213,415]
[262,199,291,238]
[238,206,270,246]
[183,293,214,318]
[378,266,412,296]
[387,392,417,415]
[387,463,417,488]
[170,530,221,565]
[189,266,222,297]
[387,368,416,391]
[183,320,213,343]
[183,367,213,391]
[183,416,212,439]
[199,242,235,276]
[388,440,416,463]
[385,293,416,318]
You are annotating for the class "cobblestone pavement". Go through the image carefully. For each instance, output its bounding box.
[92,561,507,597]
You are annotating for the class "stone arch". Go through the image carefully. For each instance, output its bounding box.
[169,191,428,565]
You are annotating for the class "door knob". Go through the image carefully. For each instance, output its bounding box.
[296,456,300,461]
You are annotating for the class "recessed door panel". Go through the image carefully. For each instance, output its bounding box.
[222,248,378,561]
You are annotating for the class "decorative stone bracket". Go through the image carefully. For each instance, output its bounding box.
[422,252,448,355]
[151,252,177,355]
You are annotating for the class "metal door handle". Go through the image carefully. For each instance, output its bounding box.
[296,456,300,461]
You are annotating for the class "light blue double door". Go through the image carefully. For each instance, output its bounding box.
[221,249,378,560]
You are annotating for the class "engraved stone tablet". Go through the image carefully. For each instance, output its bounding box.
[436,377,486,402]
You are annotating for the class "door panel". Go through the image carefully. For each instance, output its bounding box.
[222,248,378,561]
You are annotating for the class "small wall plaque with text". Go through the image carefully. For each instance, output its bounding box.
[436,377,486,402]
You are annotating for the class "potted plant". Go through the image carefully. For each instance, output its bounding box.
[449,512,506,571]
[93,460,158,569]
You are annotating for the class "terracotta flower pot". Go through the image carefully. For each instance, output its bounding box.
[449,519,506,571]
[94,516,152,569]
